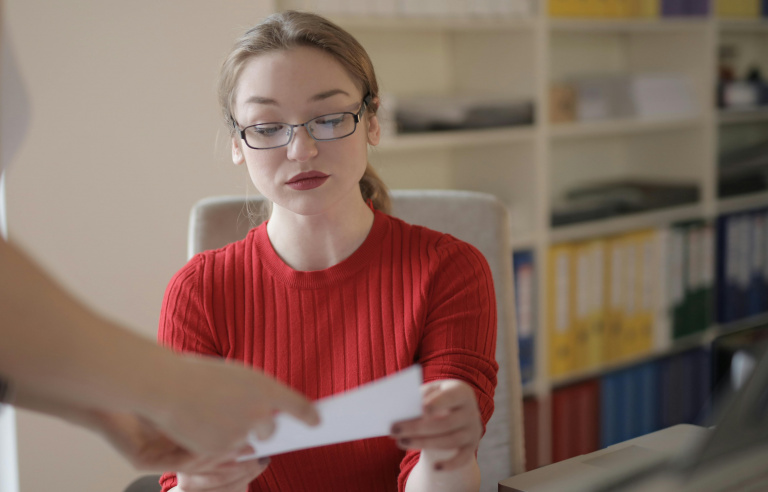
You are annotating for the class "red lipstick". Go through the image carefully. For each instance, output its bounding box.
[286,171,330,191]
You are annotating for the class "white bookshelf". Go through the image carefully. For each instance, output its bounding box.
[548,17,710,32]
[718,18,768,32]
[549,204,706,243]
[325,16,539,31]
[273,0,768,472]
[549,116,705,140]
[717,190,768,214]
[719,108,768,125]
[376,126,536,151]
[550,327,712,388]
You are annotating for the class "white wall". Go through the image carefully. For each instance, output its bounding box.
[4,1,270,490]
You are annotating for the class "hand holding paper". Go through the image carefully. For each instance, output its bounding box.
[239,364,423,460]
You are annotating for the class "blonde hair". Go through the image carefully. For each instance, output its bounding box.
[218,10,391,214]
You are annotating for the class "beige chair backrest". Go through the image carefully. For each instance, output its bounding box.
[188,189,526,490]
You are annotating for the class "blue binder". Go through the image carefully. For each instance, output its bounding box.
[715,215,729,323]
[513,250,535,384]
[635,361,661,436]
[600,372,623,448]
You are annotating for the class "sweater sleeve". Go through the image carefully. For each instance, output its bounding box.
[398,237,499,490]
[157,253,222,492]
[158,253,221,357]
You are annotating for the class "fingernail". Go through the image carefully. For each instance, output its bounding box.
[434,463,443,471]
[391,425,401,435]
[258,457,271,466]
[399,438,411,446]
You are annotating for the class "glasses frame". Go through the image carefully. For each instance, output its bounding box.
[235,93,372,150]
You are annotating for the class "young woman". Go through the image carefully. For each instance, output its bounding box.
[159,10,498,492]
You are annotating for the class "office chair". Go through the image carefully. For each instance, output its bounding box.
[123,474,161,492]
[187,190,526,491]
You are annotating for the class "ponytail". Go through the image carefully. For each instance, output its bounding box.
[359,163,391,214]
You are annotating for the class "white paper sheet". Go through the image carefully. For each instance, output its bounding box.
[239,364,423,460]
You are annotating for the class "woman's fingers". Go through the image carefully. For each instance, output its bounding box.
[390,379,483,470]
[395,426,477,451]
[422,380,476,416]
[392,405,472,438]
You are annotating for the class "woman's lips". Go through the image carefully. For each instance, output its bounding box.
[286,171,330,191]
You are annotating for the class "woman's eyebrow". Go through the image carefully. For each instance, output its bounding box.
[244,95,278,106]
[243,89,350,106]
[309,89,350,102]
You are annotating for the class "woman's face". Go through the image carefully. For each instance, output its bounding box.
[231,46,380,217]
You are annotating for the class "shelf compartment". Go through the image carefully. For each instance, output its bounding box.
[550,116,704,140]
[551,329,710,388]
[717,190,768,215]
[555,311,768,388]
[376,126,535,151]
[510,231,538,251]
[522,380,538,398]
[550,203,704,243]
[548,18,710,33]
[717,19,768,33]
[718,108,768,125]
[328,16,537,32]
[714,312,768,338]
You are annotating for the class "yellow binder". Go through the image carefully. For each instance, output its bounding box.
[573,241,592,372]
[549,0,575,17]
[620,232,641,359]
[585,239,607,369]
[603,236,625,363]
[635,229,658,354]
[548,243,575,377]
[636,0,660,17]
[611,0,632,17]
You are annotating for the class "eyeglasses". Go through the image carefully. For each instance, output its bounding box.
[236,94,372,150]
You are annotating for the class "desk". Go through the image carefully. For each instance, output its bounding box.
[498,424,709,492]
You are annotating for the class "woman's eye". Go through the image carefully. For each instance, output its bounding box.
[315,115,345,127]
[251,124,284,136]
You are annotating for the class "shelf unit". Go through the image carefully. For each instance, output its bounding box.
[273,0,768,473]
[375,126,536,151]
[719,108,768,125]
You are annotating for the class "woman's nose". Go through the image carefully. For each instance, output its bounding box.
[286,126,318,162]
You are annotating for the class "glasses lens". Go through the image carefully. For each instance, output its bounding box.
[244,123,291,149]
[308,113,356,141]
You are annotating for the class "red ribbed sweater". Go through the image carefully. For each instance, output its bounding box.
[158,210,498,492]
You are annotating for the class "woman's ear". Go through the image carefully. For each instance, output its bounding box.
[231,135,246,166]
[366,108,381,146]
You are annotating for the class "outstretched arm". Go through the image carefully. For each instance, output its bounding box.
[0,237,169,415]
[0,237,318,461]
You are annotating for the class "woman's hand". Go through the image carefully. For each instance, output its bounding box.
[176,457,270,492]
[390,379,483,471]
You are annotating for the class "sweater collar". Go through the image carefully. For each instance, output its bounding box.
[252,209,389,289]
